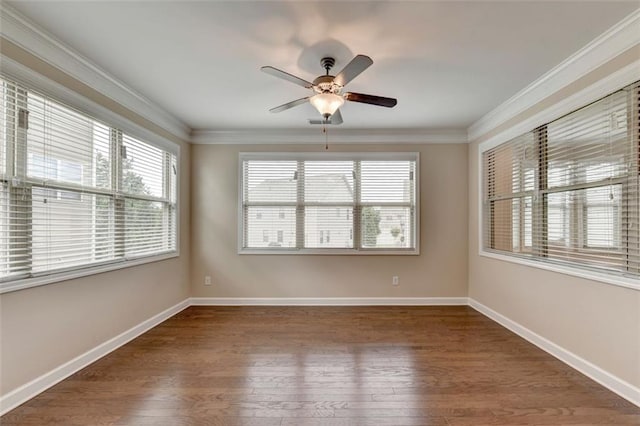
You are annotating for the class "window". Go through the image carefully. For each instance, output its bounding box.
[0,76,178,290]
[482,81,639,280]
[240,153,418,253]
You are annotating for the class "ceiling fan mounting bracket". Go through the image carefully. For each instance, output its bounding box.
[320,57,336,74]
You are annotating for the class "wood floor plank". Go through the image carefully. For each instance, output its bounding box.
[2,306,637,425]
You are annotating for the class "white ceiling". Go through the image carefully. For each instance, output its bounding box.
[6,1,639,132]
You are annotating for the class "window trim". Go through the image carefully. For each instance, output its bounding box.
[237,152,420,255]
[477,80,640,292]
[0,68,181,294]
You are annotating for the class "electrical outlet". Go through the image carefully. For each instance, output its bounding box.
[392,276,399,286]
[204,275,212,286]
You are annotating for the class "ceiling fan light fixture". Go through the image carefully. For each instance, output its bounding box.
[310,93,344,118]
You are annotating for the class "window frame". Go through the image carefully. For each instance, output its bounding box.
[0,72,181,294]
[238,152,420,255]
[478,83,640,291]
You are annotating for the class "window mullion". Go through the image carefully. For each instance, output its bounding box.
[112,129,124,259]
[486,151,496,249]
[409,163,416,248]
[353,160,361,250]
[242,161,248,248]
[295,160,305,249]
[533,125,548,258]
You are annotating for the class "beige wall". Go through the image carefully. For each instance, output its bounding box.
[468,47,640,388]
[0,40,192,395]
[191,143,468,298]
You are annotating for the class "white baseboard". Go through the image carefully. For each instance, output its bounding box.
[0,298,190,416]
[468,298,640,407]
[189,297,469,306]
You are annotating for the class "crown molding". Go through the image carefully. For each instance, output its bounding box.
[191,128,468,145]
[0,3,191,141]
[468,8,640,142]
[478,58,640,154]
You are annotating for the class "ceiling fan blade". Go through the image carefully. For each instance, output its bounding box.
[344,92,397,108]
[269,97,309,113]
[261,66,314,89]
[334,55,373,86]
[309,108,343,125]
[331,108,343,125]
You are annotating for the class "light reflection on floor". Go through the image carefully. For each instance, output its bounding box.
[240,342,419,419]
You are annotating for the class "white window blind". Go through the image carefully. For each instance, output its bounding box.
[483,81,639,278]
[240,153,418,253]
[0,75,178,289]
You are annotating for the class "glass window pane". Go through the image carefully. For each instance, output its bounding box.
[305,207,353,248]
[26,93,112,191]
[585,186,621,248]
[122,134,164,198]
[361,206,411,249]
[511,197,532,252]
[93,122,112,189]
[547,192,571,246]
[245,206,296,248]
[547,90,629,189]
[361,161,413,203]
[125,199,170,256]
[31,189,113,273]
[245,161,297,203]
[304,161,354,203]
[27,95,88,183]
[94,196,115,263]
[546,186,622,270]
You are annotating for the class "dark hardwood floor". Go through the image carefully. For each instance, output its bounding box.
[2,306,638,425]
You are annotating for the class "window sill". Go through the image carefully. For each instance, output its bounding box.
[239,248,419,256]
[0,251,179,294]
[479,249,640,291]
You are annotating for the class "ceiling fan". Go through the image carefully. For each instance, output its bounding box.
[261,54,397,125]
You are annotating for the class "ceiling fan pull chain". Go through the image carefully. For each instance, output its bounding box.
[323,125,329,150]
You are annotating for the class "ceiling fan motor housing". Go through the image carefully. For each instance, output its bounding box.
[312,75,342,94]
